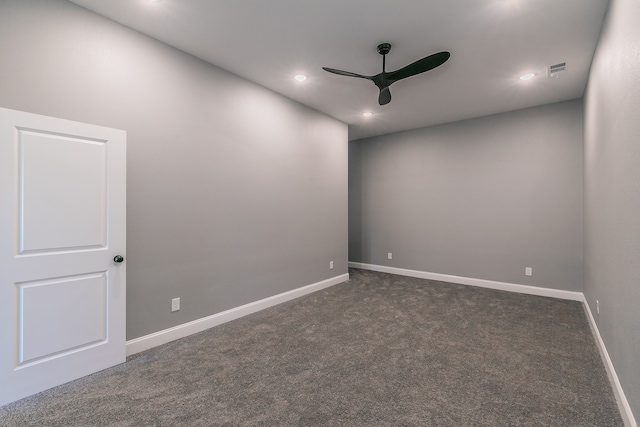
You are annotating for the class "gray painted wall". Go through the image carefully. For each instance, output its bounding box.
[0,0,348,340]
[584,0,640,421]
[350,100,584,291]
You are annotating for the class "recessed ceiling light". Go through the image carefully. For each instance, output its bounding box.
[363,112,374,117]
[294,74,307,82]
[519,73,536,81]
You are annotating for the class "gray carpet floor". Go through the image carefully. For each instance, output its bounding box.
[0,268,623,426]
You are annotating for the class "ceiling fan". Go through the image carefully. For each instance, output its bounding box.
[322,43,450,106]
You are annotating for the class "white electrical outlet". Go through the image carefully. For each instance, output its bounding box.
[525,267,532,276]
[388,252,393,260]
[330,261,334,270]
[171,297,180,312]
[596,300,600,315]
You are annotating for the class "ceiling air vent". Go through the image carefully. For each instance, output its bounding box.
[548,62,567,77]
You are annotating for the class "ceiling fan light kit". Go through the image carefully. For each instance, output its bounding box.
[323,43,450,106]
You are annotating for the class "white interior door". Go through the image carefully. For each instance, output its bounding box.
[0,107,126,406]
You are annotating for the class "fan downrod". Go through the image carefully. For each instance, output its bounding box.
[377,43,391,55]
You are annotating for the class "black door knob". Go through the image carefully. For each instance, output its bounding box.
[113,255,124,263]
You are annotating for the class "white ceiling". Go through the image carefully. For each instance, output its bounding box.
[69,0,609,140]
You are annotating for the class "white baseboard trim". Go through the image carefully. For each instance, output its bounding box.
[583,300,637,427]
[126,273,349,357]
[348,262,583,301]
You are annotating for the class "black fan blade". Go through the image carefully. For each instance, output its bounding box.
[322,67,371,80]
[387,51,450,83]
[378,87,391,105]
